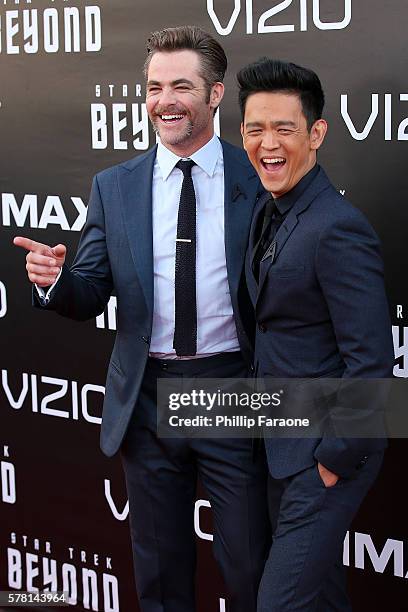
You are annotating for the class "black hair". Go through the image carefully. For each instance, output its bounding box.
[237,57,324,130]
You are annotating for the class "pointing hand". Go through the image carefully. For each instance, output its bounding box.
[13,236,67,288]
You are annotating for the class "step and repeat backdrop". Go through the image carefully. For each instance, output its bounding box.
[1,1,407,610]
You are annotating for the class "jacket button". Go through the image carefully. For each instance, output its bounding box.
[258,323,267,333]
[358,455,368,468]
[141,336,150,344]
[250,364,255,373]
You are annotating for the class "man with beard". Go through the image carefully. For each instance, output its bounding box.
[14,26,269,612]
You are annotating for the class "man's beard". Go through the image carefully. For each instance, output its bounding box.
[150,115,194,145]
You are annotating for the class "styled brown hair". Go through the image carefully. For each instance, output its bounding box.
[144,26,227,100]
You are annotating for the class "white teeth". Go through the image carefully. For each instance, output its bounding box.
[263,157,285,164]
[161,114,184,120]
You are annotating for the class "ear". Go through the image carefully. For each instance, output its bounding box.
[310,119,328,151]
[240,122,246,150]
[210,82,225,110]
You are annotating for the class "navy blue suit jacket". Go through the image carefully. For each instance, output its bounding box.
[36,140,262,456]
[246,166,393,479]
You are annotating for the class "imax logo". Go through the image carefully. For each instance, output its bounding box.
[345,531,408,578]
[1,193,87,231]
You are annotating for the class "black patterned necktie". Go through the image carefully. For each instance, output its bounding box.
[252,196,283,282]
[173,159,197,356]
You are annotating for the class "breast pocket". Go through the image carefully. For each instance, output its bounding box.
[267,265,305,279]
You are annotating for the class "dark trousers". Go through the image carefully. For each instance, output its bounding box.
[257,451,383,612]
[121,353,270,612]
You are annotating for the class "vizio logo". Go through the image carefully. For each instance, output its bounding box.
[341,94,408,141]
[207,0,351,36]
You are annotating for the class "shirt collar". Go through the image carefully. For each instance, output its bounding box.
[274,164,320,215]
[156,134,222,181]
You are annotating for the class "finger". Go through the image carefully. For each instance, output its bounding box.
[28,272,58,286]
[13,236,52,256]
[26,262,60,276]
[51,244,67,262]
[26,251,58,267]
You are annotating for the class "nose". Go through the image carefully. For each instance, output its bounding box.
[157,86,177,108]
[262,130,280,150]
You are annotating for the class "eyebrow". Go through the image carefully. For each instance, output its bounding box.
[147,78,195,88]
[244,120,297,129]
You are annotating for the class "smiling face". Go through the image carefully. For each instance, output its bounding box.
[146,49,224,157]
[241,91,327,197]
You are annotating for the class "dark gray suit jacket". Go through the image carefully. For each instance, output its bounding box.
[246,166,393,479]
[36,140,262,456]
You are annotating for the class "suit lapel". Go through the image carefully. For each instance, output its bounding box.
[114,141,265,318]
[116,148,156,315]
[255,167,331,307]
[256,207,299,299]
[222,141,260,297]
[249,191,273,271]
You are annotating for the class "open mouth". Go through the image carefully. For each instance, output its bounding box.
[261,157,286,172]
[158,114,185,124]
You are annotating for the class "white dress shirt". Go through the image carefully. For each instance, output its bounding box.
[150,135,239,358]
[36,135,240,358]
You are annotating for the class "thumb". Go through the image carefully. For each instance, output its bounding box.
[51,244,67,259]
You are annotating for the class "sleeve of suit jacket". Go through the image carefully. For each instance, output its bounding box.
[313,208,394,478]
[33,174,114,320]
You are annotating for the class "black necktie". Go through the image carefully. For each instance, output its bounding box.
[173,159,197,356]
[252,196,282,282]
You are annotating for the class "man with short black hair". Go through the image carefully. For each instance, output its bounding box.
[238,58,393,611]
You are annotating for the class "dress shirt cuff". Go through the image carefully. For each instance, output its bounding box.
[34,268,62,304]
